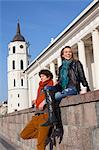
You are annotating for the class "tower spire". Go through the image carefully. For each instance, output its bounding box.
[12,20,25,42]
[16,19,21,35]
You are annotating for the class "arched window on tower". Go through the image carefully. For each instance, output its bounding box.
[13,46,15,53]
[20,60,24,70]
[12,60,15,69]
[14,79,16,87]
[18,103,20,107]
[21,79,23,86]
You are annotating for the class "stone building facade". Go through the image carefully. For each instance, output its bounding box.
[0,101,8,116]
[25,0,99,107]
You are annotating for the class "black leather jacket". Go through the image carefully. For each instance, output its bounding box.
[58,60,90,93]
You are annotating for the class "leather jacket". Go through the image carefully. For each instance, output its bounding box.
[58,60,90,93]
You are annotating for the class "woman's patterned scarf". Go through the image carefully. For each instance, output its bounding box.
[60,59,72,90]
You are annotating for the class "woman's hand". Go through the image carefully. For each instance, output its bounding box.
[80,87,87,94]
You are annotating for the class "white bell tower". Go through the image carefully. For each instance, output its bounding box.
[7,21,29,113]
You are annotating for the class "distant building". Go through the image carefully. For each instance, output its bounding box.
[0,101,8,115]
[8,0,99,113]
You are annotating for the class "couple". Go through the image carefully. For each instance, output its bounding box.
[20,46,90,150]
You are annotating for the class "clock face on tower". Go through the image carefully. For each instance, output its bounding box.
[20,45,24,49]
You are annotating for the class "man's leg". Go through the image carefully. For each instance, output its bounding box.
[20,116,38,139]
[37,114,50,150]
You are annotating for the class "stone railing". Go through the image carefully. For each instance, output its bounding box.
[0,90,99,150]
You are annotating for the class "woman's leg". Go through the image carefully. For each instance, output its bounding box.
[55,92,63,102]
[55,87,77,102]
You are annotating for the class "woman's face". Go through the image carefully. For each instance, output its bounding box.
[62,48,73,60]
[40,74,50,82]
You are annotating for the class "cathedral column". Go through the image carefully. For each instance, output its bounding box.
[77,40,87,76]
[92,29,99,89]
[57,56,62,68]
[50,61,56,82]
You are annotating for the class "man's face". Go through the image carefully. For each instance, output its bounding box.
[40,74,50,82]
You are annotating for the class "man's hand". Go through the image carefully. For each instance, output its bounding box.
[38,100,46,110]
[54,81,58,86]
[32,100,36,108]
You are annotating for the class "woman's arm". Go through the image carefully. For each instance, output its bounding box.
[77,60,90,91]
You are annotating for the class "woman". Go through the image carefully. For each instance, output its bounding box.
[42,46,90,126]
[55,45,90,101]
[20,69,55,150]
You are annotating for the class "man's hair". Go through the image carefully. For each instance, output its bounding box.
[39,69,53,79]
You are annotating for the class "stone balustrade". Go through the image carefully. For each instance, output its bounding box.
[0,90,99,150]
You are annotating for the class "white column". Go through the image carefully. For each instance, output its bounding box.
[57,56,62,68]
[77,40,87,76]
[50,61,56,82]
[86,50,93,90]
[92,29,99,89]
[28,77,32,107]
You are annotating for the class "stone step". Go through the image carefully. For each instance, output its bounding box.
[0,134,21,150]
[0,142,7,150]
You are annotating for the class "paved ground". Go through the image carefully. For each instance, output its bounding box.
[0,142,7,150]
[0,135,21,150]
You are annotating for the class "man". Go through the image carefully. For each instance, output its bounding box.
[20,69,55,150]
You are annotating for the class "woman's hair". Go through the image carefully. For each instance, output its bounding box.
[60,46,73,60]
[39,69,53,79]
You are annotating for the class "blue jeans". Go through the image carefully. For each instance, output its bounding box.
[55,87,77,102]
[45,86,77,102]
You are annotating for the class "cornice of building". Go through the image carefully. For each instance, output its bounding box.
[24,0,99,73]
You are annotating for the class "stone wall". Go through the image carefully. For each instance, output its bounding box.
[0,90,99,150]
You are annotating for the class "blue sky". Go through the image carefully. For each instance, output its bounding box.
[0,0,92,102]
